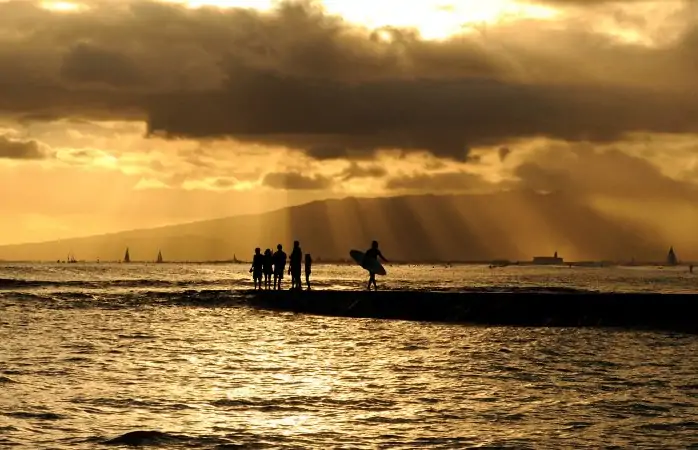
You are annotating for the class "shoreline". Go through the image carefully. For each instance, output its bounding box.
[245,289,698,334]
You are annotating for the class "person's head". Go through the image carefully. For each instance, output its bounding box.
[277,244,282,250]
[294,240,300,248]
[255,247,261,254]
[371,240,379,249]
[265,248,271,256]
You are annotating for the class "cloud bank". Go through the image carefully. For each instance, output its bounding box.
[0,0,697,160]
[0,135,52,159]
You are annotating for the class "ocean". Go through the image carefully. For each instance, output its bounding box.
[1,263,697,448]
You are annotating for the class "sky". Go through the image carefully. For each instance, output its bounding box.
[0,0,697,251]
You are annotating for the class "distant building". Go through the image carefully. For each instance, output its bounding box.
[532,251,564,265]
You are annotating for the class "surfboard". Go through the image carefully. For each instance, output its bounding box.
[350,249,387,276]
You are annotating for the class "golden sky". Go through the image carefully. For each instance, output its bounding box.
[0,0,697,258]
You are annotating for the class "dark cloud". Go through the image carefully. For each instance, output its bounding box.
[339,162,388,180]
[0,135,51,159]
[212,178,237,188]
[0,1,697,159]
[60,43,146,87]
[513,146,698,201]
[386,171,492,192]
[263,171,332,190]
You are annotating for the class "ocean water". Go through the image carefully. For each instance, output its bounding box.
[1,263,697,448]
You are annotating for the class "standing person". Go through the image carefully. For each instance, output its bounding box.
[263,248,273,289]
[249,247,264,290]
[289,240,303,290]
[364,240,388,291]
[272,244,287,290]
[305,254,312,290]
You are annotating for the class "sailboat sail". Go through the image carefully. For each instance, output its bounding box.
[667,247,678,266]
[156,250,163,263]
[124,247,131,263]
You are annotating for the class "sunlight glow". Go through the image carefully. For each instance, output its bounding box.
[40,1,85,12]
[321,0,557,40]
[172,0,558,40]
[95,153,119,168]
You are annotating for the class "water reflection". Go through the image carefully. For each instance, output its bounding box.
[1,266,698,448]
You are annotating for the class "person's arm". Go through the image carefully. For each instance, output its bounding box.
[378,250,388,263]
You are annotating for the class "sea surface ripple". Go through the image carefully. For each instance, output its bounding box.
[1,263,697,448]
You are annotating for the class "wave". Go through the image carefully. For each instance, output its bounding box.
[211,395,397,412]
[103,430,188,446]
[0,289,248,309]
[4,411,64,420]
[101,430,254,448]
[0,286,597,314]
[0,277,223,290]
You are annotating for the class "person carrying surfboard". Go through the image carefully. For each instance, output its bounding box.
[365,240,388,291]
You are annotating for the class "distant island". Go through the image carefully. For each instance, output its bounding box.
[0,192,693,263]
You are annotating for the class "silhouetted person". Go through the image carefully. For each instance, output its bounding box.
[690,264,694,274]
[305,254,312,290]
[272,244,287,290]
[249,247,263,290]
[263,248,273,289]
[289,240,303,290]
[365,240,388,291]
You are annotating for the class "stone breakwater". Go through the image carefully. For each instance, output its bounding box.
[245,289,698,334]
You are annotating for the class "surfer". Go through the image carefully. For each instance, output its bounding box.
[305,254,312,290]
[272,244,287,290]
[263,248,273,289]
[365,240,388,291]
[249,248,264,290]
[289,241,303,290]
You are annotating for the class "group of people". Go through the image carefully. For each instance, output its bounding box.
[249,241,311,290]
[249,240,389,291]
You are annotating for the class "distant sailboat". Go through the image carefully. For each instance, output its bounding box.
[156,250,163,263]
[123,247,131,263]
[67,252,77,263]
[667,246,678,266]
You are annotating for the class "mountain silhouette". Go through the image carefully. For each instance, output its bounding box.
[0,192,666,262]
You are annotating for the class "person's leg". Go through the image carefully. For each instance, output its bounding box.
[306,272,310,290]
